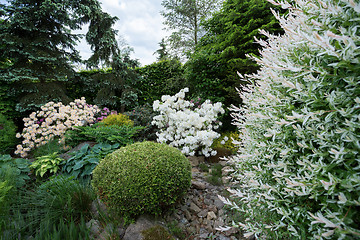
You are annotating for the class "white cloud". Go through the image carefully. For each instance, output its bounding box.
[97,0,169,66]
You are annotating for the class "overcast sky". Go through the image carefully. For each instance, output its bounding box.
[1,0,169,66]
[82,0,169,66]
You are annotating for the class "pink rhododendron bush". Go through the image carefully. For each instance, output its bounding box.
[220,0,360,239]
[15,98,100,157]
[152,88,224,157]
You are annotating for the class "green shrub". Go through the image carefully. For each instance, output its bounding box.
[65,124,143,146]
[92,141,191,219]
[101,113,134,127]
[124,103,157,141]
[225,1,360,239]
[63,143,120,180]
[30,152,64,178]
[0,114,17,154]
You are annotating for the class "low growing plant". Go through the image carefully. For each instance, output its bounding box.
[65,124,143,146]
[30,152,64,178]
[0,155,31,187]
[63,143,120,180]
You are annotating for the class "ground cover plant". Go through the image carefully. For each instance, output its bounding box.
[221,0,360,239]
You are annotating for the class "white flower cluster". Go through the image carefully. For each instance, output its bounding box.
[15,98,100,157]
[152,88,224,157]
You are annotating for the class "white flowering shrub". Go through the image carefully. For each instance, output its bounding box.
[15,98,100,157]
[221,0,360,239]
[152,88,225,157]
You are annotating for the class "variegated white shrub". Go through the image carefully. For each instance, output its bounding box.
[222,0,360,239]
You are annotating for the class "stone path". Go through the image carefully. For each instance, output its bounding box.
[87,156,248,240]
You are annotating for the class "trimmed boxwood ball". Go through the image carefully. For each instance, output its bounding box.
[91,141,191,218]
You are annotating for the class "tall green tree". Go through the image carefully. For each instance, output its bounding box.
[0,0,119,114]
[153,38,170,61]
[161,0,222,58]
[185,0,284,109]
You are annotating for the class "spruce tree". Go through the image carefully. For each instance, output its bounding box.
[0,0,119,114]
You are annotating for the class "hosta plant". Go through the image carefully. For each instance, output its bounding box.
[221,0,360,239]
[62,143,120,180]
[30,152,64,178]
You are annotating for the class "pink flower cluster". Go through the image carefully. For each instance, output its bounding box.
[15,98,100,157]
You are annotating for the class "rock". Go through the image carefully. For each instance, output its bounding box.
[184,209,192,220]
[219,160,228,166]
[91,198,108,218]
[188,156,205,167]
[192,180,206,190]
[214,218,225,229]
[197,209,208,218]
[86,219,101,237]
[213,196,225,210]
[122,215,157,240]
[189,202,201,213]
[224,227,239,237]
[207,211,216,221]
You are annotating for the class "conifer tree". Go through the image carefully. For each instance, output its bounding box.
[0,0,119,113]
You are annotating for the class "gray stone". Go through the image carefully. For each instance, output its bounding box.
[197,209,208,218]
[122,215,157,240]
[86,219,101,236]
[214,218,225,229]
[188,156,205,167]
[207,211,217,220]
[192,180,206,190]
[189,202,201,213]
[213,196,225,209]
[91,198,108,218]
[184,209,192,220]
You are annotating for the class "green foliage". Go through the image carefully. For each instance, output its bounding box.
[63,143,120,180]
[101,113,134,127]
[92,141,191,219]
[0,180,13,229]
[0,0,120,114]
[35,176,95,224]
[212,131,240,154]
[0,155,31,187]
[0,175,95,239]
[31,138,67,158]
[124,104,157,141]
[0,113,17,154]
[185,0,284,129]
[34,218,91,240]
[65,124,143,146]
[136,58,186,106]
[142,225,175,240]
[206,163,223,186]
[30,152,65,178]
[160,0,222,58]
[226,0,360,239]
